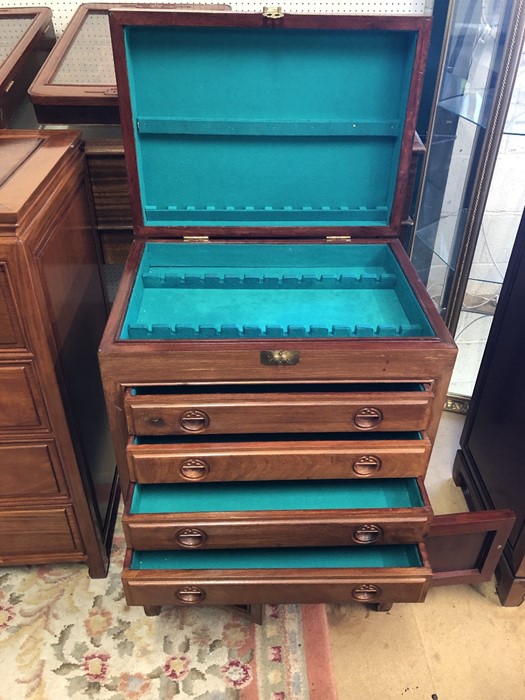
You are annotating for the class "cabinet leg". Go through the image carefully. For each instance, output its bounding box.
[452,450,466,488]
[375,602,393,612]
[143,606,161,616]
[496,557,525,607]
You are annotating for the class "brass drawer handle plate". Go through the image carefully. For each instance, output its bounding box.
[351,584,381,602]
[179,410,210,432]
[179,458,210,480]
[176,586,206,604]
[260,350,300,366]
[176,528,207,548]
[353,455,382,476]
[352,524,383,544]
[353,407,383,430]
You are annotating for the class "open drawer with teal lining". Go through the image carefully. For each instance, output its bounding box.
[122,478,432,549]
[126,431,433,483]
[122,544,431,606]
[123,506,517,608]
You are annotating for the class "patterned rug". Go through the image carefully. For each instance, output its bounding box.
[0,526,336,700]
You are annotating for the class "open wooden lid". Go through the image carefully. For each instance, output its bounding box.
[110,10,431,239]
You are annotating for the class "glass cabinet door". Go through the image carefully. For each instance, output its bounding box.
[412,0,525,401]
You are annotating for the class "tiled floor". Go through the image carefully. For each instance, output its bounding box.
[327,411,525,700]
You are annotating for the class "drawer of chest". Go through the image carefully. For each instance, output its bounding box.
[0,506,82,558]
[124,383,434,436]
[123,478,432,549]
[122,544,431,606]
[127,431,432,482]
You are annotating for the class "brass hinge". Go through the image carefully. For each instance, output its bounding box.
[326,235,352,243]
[262,6,284,19]
[182,235,209,242]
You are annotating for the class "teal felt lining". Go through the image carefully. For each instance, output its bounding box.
[130,478,424,515]
[123,26,417,227]
[130,545,423,570]
[120,243,435,340]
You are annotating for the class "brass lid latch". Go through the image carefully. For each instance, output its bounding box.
[263,6,284,19]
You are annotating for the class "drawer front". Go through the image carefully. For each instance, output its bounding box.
[0,261,27,350]
[125,386,434,436]
[0,439,68,501]
[0,362,49,433]
[123,513,431,550]
[0,507,82,557]
[127,434,433,483]
[122,547,431,606]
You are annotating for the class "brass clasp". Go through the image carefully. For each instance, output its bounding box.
[262,6,284,19]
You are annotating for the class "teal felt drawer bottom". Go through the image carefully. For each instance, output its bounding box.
[123,479,432,550]
[122,544,432,607]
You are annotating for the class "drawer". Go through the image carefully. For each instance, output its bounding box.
[0,362,49,433]
[127,431,433,483]
[122,544,432,606]
[0,439,68,501]
[0,260,27,350]
[123,478,432,549]
[124,383,434,436]
[0,506,82,558]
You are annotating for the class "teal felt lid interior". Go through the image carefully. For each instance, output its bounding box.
[123,25,417,228]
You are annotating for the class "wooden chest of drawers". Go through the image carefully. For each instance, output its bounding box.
[99,9,514,616]
[0,131,119,577]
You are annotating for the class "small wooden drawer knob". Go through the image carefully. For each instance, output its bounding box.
[176,528,207,548]
[179,410,210,432]
[353,407,383,430]
[352,524,383,544]
[179,458,210,480]
[352,455,382,476]
[351,584,381,602]
[176,586,206,604]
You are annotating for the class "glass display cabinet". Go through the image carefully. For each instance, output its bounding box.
[412,0,525,405]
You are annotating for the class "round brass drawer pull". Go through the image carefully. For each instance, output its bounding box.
[176,586,206,604]
[352,524,383,544]
[352,455,382,476]
[176,528,207,548]
[351,584,381,602]
[353,407,383,430]
[179,410,210,432]
[179,458,210,480]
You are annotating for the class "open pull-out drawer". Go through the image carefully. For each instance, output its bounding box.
[122,509,515,610]
[124,383,434,436]
[122,544,432,607]
[127,431,433,483]
[123,478,432,549]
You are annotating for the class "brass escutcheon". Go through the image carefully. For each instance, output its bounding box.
[176,586,206,604]
[176,528,207,548]
[351,584,381,601]
[353,407,383,430]
[260,350,300,366]
[179,458,210,480]
[353,455,382,476]
[179,410,210,432]
[352,524,383,544]
[262,6,284,19]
